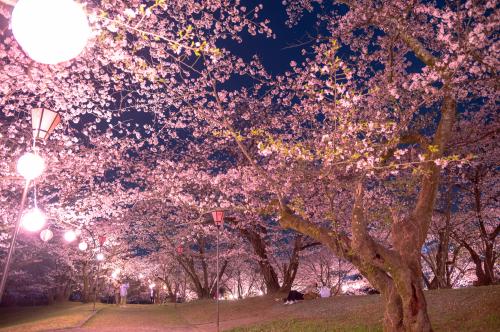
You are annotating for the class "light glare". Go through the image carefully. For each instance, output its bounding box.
[17,152,45,180]
[11,0,91,64]
[78,241,88,251]
[21,208,46,232]
[63,230,77,242]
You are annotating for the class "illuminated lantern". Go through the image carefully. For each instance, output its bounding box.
[63,230,77,242]
[17,153,45,180]
[21,208,46,232]
[96,253,104,261]
[176,245,183,255]
[78,241,88,251]
[40,229,53,242]
[31,108,61,140]
[11,0,91,64]
[212,210,224,227]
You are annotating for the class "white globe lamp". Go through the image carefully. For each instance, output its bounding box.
[63,230,77,242]
[21,208,46,232]
[11,0,91,64]
[40,229,53,242]
[96,252,105,261]
[17,152,45,180]
[78,241,88,251]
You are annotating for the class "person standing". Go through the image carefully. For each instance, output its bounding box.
[319,284,331,298]
[119,282,129,306]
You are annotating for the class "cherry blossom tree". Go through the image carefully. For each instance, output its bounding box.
[205,1,497,331]
[0,2,497,332]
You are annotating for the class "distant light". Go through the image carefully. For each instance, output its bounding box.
[139,273,144,279]
[63,230,77,242]
[112,269,120,279]
[21,208,46,232]
[40,229,53,242]
[162,285,166,290]
[17,152,45,180]
[11,0,91,64]
[78,241,88,251]
[149,283,156,289]
[96,252,105,261]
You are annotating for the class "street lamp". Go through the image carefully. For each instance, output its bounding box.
[0,157,43,303]
[78,241,88,251]
[0,108,60,303]
[11,0,91,64]
[31,108,61,140]
[16,152,45,180]
[40,229,53,242]
[212,209,224,332]
[21,208,46,232]
[63,230,77,242]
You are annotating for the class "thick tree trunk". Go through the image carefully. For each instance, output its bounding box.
[239,227,280,293]
[239,226,306,294]
[395,263,432,332]
[82,264,90,303]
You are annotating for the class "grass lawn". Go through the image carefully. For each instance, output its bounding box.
[0,302,102,332]
[228,285,500,332]
[0,285,498,331]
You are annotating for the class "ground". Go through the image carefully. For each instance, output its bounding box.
[0,285,499,331]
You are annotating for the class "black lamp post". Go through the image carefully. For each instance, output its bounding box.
[212,210,224,332]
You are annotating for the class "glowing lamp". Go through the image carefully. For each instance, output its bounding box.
[63,230,77,242]
[40,229,53,242]
[78,241,88,251]
[212,210,224,227]
[17,152,45,180]
[21,208,46,232]
[11,0,91,64]
[31,108,61,140]
[96,253,104,261]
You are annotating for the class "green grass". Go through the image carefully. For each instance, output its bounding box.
[228,285,500,332]
[0,285,499,331]
[83,303,187,329]
[0,302,101,332]
[229,319,382,332]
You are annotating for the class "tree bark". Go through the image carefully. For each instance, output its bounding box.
[239,227,281,293]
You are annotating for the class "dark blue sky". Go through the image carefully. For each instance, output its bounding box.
[226,1,322,75]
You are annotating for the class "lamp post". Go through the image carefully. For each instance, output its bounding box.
[0,109,60,303]
[212,210,224,332]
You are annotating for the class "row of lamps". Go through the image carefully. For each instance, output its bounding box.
[0,0,92,303]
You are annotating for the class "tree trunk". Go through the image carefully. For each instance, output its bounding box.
[280,236,302,292]
[395,263,432,332]
[239,227,281,293]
